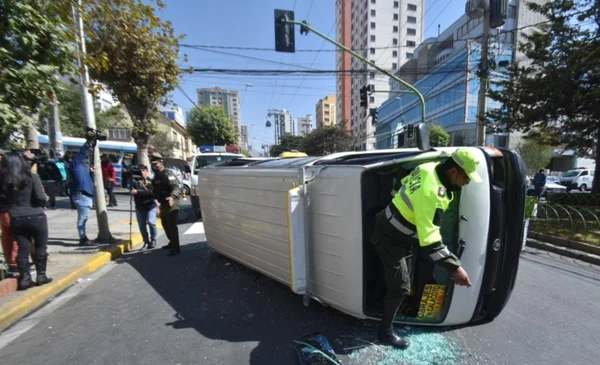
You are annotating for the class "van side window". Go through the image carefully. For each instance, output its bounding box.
[581,170,588,176]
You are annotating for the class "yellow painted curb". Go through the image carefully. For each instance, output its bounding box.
[0,232,145,332]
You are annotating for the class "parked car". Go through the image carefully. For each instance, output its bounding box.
[559,168,595,192]
[526,178,567,197]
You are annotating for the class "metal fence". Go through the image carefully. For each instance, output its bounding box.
[530,202,600,246]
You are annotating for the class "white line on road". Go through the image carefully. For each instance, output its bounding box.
[184,222,204,235]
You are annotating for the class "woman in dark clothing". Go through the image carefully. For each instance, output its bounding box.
[0,153,52,290]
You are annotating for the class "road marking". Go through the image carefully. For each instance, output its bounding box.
[184,222,204,235]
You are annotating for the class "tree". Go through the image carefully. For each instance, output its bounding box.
[303,125,352,156]
[429,124,450,147]
[0,0,77,148]
[149,131,179,158]
[487,0,600,191]
[241,148,251,158]
[516,139,553,176]
[269,134,306,157]
[83,0,183,167]
[187,106,238,147]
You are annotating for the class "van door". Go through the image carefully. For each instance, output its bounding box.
[287,186,307,294]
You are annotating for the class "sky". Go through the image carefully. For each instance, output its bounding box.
[159,0,466,152]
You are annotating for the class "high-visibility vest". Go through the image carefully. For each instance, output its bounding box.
[390,162,453,248]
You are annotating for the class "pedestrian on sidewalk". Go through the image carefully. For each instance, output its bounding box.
[101,154,118,207]
[0,153,52,290]
[532,169,547,201]
[37,154,62,209]
[69,142,96,246]
[0,149,19,277]
[151,153,181,257]
[131,165,157,249]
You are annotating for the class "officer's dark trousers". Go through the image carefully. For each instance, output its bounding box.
[370,217,415,330]
[160,204,180,249]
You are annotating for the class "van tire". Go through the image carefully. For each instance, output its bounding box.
[580,184,587,192]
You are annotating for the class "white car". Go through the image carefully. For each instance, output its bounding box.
[527,178,567,197]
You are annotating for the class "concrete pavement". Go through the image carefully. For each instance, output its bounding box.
[0,221,599,365]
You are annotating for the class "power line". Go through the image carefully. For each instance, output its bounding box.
[177,85,197,107]
[188,46,318,70]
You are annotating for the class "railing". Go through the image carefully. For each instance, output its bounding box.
[530,201,600,246]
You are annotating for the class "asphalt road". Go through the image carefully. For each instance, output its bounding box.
[1,208,599,364]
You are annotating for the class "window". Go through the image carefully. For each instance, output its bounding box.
[108,128,131,140]
[371,9,376,16]
[370,48,375,55]
[369,96,375,103]
[408,3,417,11]
[370,34,376,42]
[406,52,414,59]
[393,25,399,33]
[394,1,399,8]
[392,63,397,70]
[508,5,517,19]
[407,28,416,35]
[393,38,398,45]
[392,50,398,57]
[393,13,398,20]
[407,16,417,24]
[406,40,416,47]
[370,22,376,29]
[370,71,375,79]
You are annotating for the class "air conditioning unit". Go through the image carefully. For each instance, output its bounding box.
[465,0,487,19]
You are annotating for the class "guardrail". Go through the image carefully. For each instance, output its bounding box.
[546,192,600,207]
[530,202,600,246]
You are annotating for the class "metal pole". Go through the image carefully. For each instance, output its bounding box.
[74,0,112,242]
[476,7,491,146]
[49,92,63,158]
[285,20,427,126]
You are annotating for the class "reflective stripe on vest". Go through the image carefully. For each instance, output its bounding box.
[385,205,416,236]
[429,246,451,261]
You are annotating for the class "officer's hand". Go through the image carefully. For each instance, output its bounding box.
[166,196,174,207]
[131,189,138,195]
[453,267,472,287]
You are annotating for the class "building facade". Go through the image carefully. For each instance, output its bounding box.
[336,0,425,150]
[268,109,293,144]
[316,94,337,128]
[197,86,241,130]
[160,105,186,127]
[376,0,547,149]
[295,115,313,137]
[240,124,249,150]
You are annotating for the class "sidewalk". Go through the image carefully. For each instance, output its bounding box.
[0,196,157,331]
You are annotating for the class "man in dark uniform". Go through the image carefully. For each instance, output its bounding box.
[371,148,480,349]
[150,152,181,256]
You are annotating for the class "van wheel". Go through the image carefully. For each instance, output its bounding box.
[580,184,587,192]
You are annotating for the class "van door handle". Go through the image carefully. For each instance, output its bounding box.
[457,238,466,257]
[460,215,468,222]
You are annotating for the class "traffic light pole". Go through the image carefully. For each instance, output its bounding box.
[283,20,426,126]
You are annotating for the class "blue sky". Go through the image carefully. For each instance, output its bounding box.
[160,0,465,151]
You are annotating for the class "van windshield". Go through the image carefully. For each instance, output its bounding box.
[194,155,240,172]
[562,170,581,177]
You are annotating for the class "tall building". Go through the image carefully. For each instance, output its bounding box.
[267,109,293,144]
[295,115,313,137]
[336,0,425,150]
[240,124,249,150]
[160,105,185,127]
[376,0,548,150]
[197,86,241,130]
[316,95,337,128]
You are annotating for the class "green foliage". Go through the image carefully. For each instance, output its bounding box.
[516,139,553,176]
[83,0,183,166]
[149,131,179,158]
[241,148,251,158]
[302,125,352,156]
[269,134,306,157]
[524,196,538,220]
[0,0,77,147]
[428,124,450,147]
[487,0,600,191]
[187,106,238,147]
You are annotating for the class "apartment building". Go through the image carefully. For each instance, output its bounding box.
[295,115,313,137]
[197,86,241,129]
[316,94,337,128]
[336,0,425,150]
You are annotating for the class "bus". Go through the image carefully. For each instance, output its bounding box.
[38,135,137,188]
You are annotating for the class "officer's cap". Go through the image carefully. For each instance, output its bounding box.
[451,148,483,183]
[150,152,165,164]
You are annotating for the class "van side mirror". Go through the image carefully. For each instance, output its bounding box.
[184,165,191,173]
[416,123,431,151]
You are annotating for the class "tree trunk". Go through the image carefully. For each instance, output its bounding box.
[592,132,600,194]
[136,133,150,168]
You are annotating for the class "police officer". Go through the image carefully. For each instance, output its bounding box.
[150,152,181,256]
[371,148,481,349]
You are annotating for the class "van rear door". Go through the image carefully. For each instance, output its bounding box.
[287,186,307,294]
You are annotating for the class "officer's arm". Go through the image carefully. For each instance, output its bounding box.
[167,172,180,199]
[413,190,461,272]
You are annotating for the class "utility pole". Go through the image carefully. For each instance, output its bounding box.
[476,2,491,146]
[74,0,112,242]
[48,92,63,159]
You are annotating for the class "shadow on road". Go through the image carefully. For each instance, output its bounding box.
[116,240,375,364]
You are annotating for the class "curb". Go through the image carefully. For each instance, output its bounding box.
[526,238,600,266]
[0,232,144,332]
[528,231,600,256]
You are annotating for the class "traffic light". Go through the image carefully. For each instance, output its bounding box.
[274,10,296,53]
[360,86,368,109]
[407,124,414,139]
[369,108,378,125]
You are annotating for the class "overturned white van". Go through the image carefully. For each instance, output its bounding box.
[196,130,527,327]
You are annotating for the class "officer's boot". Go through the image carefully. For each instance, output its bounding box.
[17,260,36,291]
[35,254,53,286]
[378,298,409,349]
